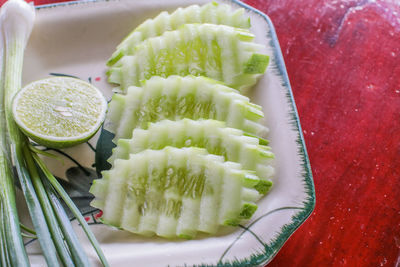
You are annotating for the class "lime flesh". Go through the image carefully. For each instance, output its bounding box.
[12,77,107,148]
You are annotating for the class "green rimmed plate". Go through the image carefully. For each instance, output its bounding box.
[20,0,315,266]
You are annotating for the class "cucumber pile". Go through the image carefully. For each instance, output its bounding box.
[90,2,275,239]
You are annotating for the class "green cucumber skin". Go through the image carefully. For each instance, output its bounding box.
[108,24,269,92]
[104,75,269,142]
[109,119,275,183]
[89,147,261,239]
[107,2,251,66]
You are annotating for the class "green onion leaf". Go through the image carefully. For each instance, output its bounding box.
[42,174,91,266]
[12,145,60,266]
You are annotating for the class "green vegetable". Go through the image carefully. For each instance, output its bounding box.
[105,75,268,141]
[90,147,262,239]
[108,2,251,66]
[108,23,269,93]
[110,119,275,184]
[0,1,35,265]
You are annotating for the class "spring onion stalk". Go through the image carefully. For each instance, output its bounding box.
[30,144,61,160]
[11,145,60,265]
[0,204,5,265]
[0,202,11,266]
[20,233,37,239]
[0,2,29,265]
[42,176,90,267]
[19,223,37,235]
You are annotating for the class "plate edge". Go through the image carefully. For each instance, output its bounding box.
[223,0,316,266]
[30,0,316,266]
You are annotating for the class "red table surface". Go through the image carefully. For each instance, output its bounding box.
[1,0,399,266]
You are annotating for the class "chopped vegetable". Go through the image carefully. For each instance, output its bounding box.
[110,119,275,183]
[108,23,269,93]
[91,147,262,239]
[108,2,251,66]
[105,75,268,141]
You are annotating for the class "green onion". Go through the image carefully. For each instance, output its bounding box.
[0,2,29,265]
[12,145,60,265]
[0,202,11,266]
[19,223,36,235]
[42,176,91,266]
[20,233,37,239]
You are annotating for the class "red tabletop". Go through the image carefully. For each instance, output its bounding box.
[1,0,399,266]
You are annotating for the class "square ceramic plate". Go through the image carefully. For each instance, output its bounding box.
[20,0,315,266]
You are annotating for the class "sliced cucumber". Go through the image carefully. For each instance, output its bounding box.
[107,2,251,66]
[108,24,269,93]
[109,119,274,184]
[104,75,268,141]
[90,147,262,238]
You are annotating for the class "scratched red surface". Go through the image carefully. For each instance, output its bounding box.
[1,0,399,266]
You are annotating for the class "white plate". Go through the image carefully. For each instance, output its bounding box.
[21,0,315,266]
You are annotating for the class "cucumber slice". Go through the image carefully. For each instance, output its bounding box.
[90,147,262,239]
[108,24,269,93]
[109,119,274,184]
[107,2,251,66]
[104,76,268,141]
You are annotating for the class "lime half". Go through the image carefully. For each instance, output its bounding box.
[12,77,107,148]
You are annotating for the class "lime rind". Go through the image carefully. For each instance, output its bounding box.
[12,77,107,148]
